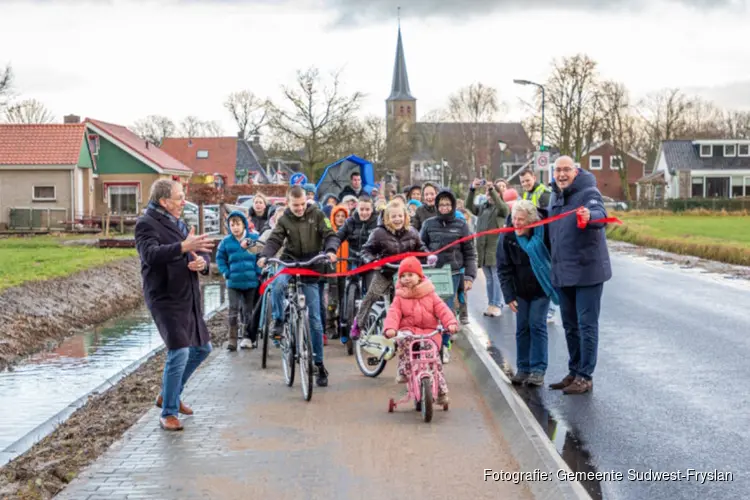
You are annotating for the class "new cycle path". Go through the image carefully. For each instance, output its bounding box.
[57,340,534,500]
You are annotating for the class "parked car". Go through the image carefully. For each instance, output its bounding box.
[236,195,253,205]
[182,201,220,234]
[601,196,628,211]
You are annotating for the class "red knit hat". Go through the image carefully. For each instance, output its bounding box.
[398,256,424,278]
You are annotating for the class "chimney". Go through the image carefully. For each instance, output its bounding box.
[63,114,80,124]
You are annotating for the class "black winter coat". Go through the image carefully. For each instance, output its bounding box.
[135,209,211,350]
[411,203,437,231]
[497,213,551,303]
[420,213,478,280]
[548,169,612,288]
[361,223,428,278]
[336,211,378,256]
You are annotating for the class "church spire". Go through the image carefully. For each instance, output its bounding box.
[387,19,415,102]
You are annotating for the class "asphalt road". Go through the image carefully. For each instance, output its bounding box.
[466,248,750,500]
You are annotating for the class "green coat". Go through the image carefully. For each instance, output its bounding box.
[465,187,509,268]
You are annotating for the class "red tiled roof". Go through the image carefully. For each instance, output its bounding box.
[160,137,238,182]
[85,118,192,173]
[0,124,86,165]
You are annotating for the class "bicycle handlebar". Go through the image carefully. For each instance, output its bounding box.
[394,329,443,340]
[266,254,331,269]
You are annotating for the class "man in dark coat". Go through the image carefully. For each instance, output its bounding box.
[135,179,215,431]
[546,156,612,395]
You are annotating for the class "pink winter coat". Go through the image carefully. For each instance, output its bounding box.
[383,279,458,344]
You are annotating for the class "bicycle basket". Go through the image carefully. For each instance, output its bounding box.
[391,265,454,300]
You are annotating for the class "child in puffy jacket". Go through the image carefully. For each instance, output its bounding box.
[216,210,261,351]
[383,257,458,405]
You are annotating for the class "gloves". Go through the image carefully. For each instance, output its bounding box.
[427,254,438,266]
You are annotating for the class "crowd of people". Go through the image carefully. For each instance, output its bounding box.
[134,155,612,431]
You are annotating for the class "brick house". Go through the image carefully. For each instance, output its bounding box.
[579,141,646,200]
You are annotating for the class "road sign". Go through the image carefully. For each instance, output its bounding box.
[534,151,550,170]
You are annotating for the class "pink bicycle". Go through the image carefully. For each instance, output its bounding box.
[387,329,448,422]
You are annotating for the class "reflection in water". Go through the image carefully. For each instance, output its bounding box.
[0,283,226,455]
[488,347,604,500]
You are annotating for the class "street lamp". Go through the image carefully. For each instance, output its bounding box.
[513,79,546,152]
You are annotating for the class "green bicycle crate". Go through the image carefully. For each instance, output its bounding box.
[392,265,455,300]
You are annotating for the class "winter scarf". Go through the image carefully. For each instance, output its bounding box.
[516,225,559,305]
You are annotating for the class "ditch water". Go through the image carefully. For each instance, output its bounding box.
[0,283,227,466]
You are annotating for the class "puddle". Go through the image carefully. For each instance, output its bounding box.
[0,283,227,458]
[488,348,604,500]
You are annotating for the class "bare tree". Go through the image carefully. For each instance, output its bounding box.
[202,120,224,137]
[447,82,500,178]
[599,81,648,201]
[4,98,55,124]
[0,64,12,111]
[637,88,694,154]
[224,90,268,138]
[268,67,363,178]
[722,110,750,139]
[132,115,176,145]
[179,116,203,138]
[682,97,724,139]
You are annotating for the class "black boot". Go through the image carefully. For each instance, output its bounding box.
[315,362,328,387]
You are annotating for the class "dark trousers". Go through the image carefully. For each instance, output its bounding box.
[558,284,603,380]
[228,288,257,342]
[325,276,346,335]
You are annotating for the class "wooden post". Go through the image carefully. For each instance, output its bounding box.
[219,202,226,235]
[47,208,51,231]
[198,203,205,235]
[119,215,124,234]
[105,211,111,238]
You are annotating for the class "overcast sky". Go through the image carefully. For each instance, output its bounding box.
[1,0,749,135]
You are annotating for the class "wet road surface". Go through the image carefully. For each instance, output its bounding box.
[58,339,534,500]
[468,249,749,500]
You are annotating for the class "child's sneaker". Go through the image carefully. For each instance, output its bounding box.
[395,373,406,384]
[239,338,254,350]
[436,392,450,405]
[323,334,329,346]
[441,348,450,364]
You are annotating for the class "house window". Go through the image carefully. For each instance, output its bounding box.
[699,144,712,157]
[33,185,56,201]
[724,144,736,157]
[589,156,602,170]
[691,177,704,198]
[610,156,623,170]
[738,144,750,157]
[731,176,744,198]
[196,150,209,159]
[706,177,730,198]
[108,185,138,215]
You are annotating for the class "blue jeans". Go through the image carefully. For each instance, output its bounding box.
[483,266,502,307]
[558,284,603,380]
[272,274,325,364]
[515,296,550,374]
[440,273,465,348]
[161,343,212,418]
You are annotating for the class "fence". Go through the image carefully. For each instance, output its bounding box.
[8,208,68,230]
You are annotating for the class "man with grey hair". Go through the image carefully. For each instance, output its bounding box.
[546,156,611,395]
[135,179,215,431]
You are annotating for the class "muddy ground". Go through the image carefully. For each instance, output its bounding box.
[0,258,143,371]
[0,309,229,500]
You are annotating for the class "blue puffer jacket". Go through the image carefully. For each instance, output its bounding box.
[216,211,261,290]
[547,169,612,288]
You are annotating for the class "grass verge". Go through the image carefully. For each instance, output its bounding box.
[0,236,136,292]
[0,309,228,500]
[607,213,750,266]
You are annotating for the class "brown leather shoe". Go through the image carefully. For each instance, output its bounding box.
[549,374,575,390]
[563,377,593,395]
[159,415,183,431]
[155,395,194,416]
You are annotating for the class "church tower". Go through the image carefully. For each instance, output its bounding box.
[385,21,416,185]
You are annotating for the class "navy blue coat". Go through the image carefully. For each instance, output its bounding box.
[135,208,211,350]
[216,211,261,290]
[547,169,612,288]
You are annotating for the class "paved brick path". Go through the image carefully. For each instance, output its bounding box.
[58,339,533,500]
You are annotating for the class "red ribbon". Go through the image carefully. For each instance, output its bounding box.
[258,208,621,294]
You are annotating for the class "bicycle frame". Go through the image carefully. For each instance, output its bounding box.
[394,331,442,406]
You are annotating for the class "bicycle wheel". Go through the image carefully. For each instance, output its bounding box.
[354,309,388,378]
[298,315,313,402]
[344,283,358,356]
[282,318,295,387]
[421,377,433,423]
[261,291,272,369]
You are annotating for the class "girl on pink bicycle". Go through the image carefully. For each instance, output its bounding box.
[384,257,458,405]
